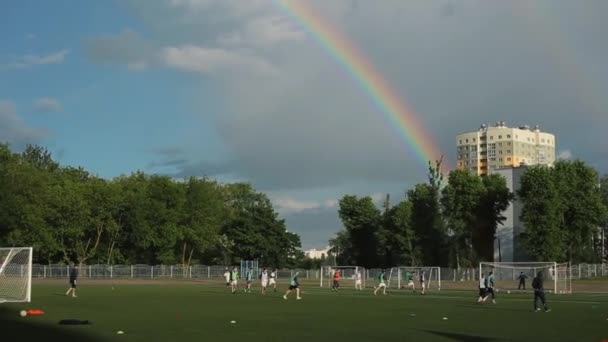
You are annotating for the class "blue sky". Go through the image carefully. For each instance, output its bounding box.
[2,0,608,249]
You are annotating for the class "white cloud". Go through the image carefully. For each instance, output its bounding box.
[0,100,48,147]
[33,97,62,112]
[161,45,278,75]
[218,15,304,47]
[1,49,69,70]
[557,149,573,160]
[273,197,321,214]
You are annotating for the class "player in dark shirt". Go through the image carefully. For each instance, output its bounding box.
[517,272,528,290]
[65,264,79,298]
[532,271,550,312]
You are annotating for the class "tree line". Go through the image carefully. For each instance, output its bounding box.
[331,159,608,268]
[0,144,302,268]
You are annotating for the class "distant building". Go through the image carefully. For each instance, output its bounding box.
[304,247,330,260]
[491,166,530,262]
[456,122,556,176]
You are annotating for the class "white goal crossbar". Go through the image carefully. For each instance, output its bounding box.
[0,247,33,303]
[320,266,366,288]
[479,262,571,294]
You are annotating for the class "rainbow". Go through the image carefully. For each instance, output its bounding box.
[275,0,449,172]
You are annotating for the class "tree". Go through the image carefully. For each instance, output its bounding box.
[179,177,225,268]
[382,199,419,266]
[408,183,446,266]
[337,195,381,268]
[441,169,485,268]
[552,161,606,263]
[518,166,565,261]
[599,174,608,261]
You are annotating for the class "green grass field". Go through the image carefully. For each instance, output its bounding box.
[1,282,607,341]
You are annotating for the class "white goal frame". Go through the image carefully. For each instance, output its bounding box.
[388,266,441,290]
[0,247,33,303]
[479,261,572,294]
[320,266,366,288]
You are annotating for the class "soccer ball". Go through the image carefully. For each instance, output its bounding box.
[19,310,27,317]
[507,291,511,294]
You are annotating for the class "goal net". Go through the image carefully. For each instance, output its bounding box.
[387,266,441,291]
[320,266,366,288]
[479,262,571,294]
[0,247,33,303]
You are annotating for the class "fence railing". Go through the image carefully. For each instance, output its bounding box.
[31,264,606,281]
[30,264,320,280]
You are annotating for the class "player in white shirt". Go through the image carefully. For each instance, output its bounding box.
[260,268,269,295]
[269,269,278,292]
[354,270,363,290]
[419,270,426,295]
[478,273,487,303]
[223,269,231,288]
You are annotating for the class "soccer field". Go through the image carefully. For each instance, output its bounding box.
[1,282,607,341]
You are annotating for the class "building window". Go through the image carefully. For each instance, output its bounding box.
[466,139,469,143]
[498,135,502,139]
[473,138,476,142]
[507,150,511,153]
[507,134,511,138]
[498,142,503,147]
[459,140,462,144]
[507,157,512,162]
[499,158,503,162]
[507,142,511,146]
[490,136,494,140]
[498,150,503,154]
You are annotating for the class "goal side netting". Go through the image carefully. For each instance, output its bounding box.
[0,247,33,303]
[479,262,571,294]
[387,266,441,291]
[320,266,366,288]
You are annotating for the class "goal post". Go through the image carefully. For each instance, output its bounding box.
[388,266,441,291]
[479,261,571,294]
[0,247,33,303]
[320,266,366,288]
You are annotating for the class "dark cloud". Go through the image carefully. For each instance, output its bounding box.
[83,30,155,69]
[283,207,342,249]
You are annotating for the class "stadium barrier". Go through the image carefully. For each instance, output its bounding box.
[30,263,607,280]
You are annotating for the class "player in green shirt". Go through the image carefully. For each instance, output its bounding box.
[245,269,253,293]
[230,267,239,294]
[402,271,415,292]
[373,269,387,295]
[283,272,302,300]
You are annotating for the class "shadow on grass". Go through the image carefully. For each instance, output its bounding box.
[420,330,505,342]
[0,307,103,341]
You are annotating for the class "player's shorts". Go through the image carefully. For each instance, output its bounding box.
[377,282,386,288]
[333,280,340,287]
[269,278,276,285]
[262,280,268,287]
[421,282,426,289]
[289,285,299,290]
[407,281,414,286]
[70,280,77,288]
[479,288,486,296]
[355,279,362,285]
[231,280,238,286]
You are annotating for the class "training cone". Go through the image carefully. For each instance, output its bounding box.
[26,309,45,315]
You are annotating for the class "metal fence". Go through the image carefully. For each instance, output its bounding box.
[31,264,606,280]
[31,264,321,280]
